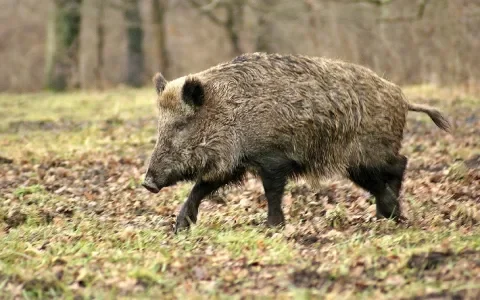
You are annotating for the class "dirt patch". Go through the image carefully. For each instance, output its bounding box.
[409,163,448,173]
[7,119,85,133]
[465,154,480,169]
[0,272,64,297]
[0,156,13,164]
[5,116,156,134]
[409,289,480,300]
[22,278,64,296]
[407,251,454,271]
[407,250,480,271]
[290,270,334,290]
[3,210,27,229]
[293,234,321,246]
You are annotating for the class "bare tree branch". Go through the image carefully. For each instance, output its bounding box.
[330,0,431,23]
[201,0,224,11]
[186,0,225,25]
[377,0,431,22]
[416,0,430,18]
[326,0,397,5]
[104,0,130,11]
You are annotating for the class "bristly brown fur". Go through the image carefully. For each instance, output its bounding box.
[190,52,410,184]
[143,52,451,229]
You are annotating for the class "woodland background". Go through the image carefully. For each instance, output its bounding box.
[1,0,479,92]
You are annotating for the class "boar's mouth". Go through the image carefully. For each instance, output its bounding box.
[141,178,162,194]
[142,170,197,194]
[142,183,161,194]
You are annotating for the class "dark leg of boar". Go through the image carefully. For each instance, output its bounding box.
[174,168,246,233]
[347,155,407,220]
[175,181,224,233]
[385,155,408,199]
[257,156,303,227]
[260,170,287,227]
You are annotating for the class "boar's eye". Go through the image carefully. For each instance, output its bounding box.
[182,77,204,107]
[172,119,188,131]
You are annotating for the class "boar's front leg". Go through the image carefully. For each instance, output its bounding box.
[175,181,222,233]
[260,171,287,227]
[175,168,245,233]
[258,157,300,227]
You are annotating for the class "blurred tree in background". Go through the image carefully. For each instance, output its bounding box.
[152,0,171,79]
[94,0,106,89]
[124,0,145,87]
[0,0,478,92]
[254,0,277,53]
[45,0,83,91]
[187,0,247,56]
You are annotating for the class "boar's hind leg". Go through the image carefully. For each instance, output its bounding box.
[385,155,408,200]
[347,155,407,220]
[175,169,245,233]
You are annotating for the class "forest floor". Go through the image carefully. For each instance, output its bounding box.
[0,85,479,299]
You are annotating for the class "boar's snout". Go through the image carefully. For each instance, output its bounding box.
[142,172,160,194]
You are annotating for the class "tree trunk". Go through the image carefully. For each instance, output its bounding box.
[186,0,244,57]
[94,0,105,89]
[255,0,276,53]
[124,0,145,87]
[45,0,83,91]
[151,0,171,78]
[225,0,244,56]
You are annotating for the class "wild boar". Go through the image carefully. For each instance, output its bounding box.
[142,52,451,232]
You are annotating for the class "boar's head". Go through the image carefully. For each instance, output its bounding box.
[142,72,211,193]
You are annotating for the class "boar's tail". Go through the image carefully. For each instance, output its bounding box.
[408,103,451,132]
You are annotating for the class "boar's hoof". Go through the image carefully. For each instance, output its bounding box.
[376,210,400,221]
[267,214,285,227]
[375,186,401,221]
[375,206,401,221]
[174,216,195,234]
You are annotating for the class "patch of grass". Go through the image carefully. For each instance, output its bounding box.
[325,204,348,229]
[213,227,294,263]
[0,88,155,128]
[448,161,469,181]
[13,184,45,198]
[1,120,156,161]
[1,85,479,298]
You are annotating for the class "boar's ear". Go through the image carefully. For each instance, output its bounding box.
[153,72,167,94]
[182,76,204,107]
